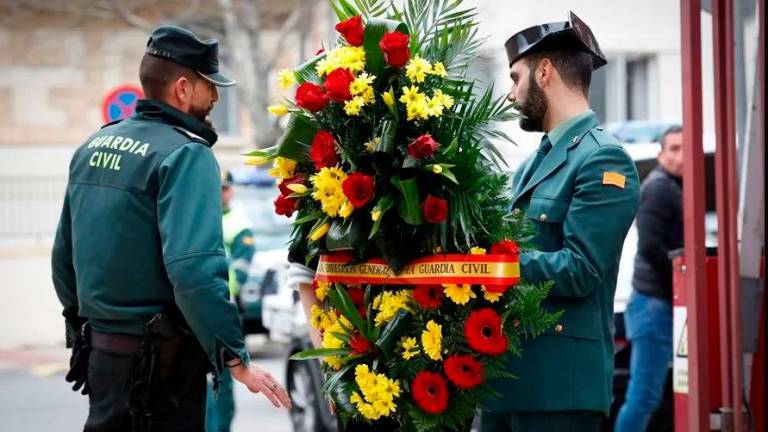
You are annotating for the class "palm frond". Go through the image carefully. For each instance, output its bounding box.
[391,0,477,55]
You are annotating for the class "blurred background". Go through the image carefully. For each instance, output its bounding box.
[0,0,761,431]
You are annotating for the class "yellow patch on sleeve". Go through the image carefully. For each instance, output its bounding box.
[602,171,626,189]
[242,236,254,245]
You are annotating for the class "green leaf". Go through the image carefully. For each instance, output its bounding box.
[390,175,423,225]
[441,137,458,157]
[325,218,366,252]
[368,195,394,239]
[362,17,409,76]
[440,168,459,185]
[374,310,410,361]
[328,0,358,21]
[290,348,350,360]
[242,146,277,157]
[328,284,369,339]
[375,119,397,154]
[293,210,325,226]
[276,114,319,163]
[293,51,326,84]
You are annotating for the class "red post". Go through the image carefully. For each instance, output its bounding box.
[680,0,711,430]
[712,0,744,429]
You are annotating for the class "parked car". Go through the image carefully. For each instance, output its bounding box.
[228,167,293,335]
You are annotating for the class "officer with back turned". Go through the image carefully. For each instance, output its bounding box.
[52,24,290,432]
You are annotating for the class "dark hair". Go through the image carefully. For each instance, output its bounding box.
[660,125,683,149]
[139,54,199,99]
[525,49,593,97]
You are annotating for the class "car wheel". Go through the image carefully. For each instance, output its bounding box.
[287,359,326,432]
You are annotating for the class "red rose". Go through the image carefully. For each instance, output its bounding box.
[295,82,328,112]
[335,15,364,46]
[274,194,298,217]
[323,68,355,101]
[342,172,375,208]
[464,308,508,356]
[413,284,443,309]
[412,371,449,415]
[422,195,448,224]
[309,130,339,170]
[443,355,484,390]
[490,239,519,256]
[349,332,374,354]
[278,176,305,197]
[379,31,410,67]
[407,134,440,159]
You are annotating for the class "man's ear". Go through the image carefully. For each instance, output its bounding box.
[538,58,553,88]
[173,75,193,107]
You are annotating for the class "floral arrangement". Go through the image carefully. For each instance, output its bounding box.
[246,1,557,430]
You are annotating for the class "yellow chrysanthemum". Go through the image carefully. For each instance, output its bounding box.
[405,56,432,83]
[470,246,487,255]
[374,290,411,326]
[277,69,297,89]
[482,286,503,303]
[350,72,376,95]
[442,283,476,305]
[319,309,337,331]
[399,336,420,360]
[311,167,348,217]
[431,62,447,77]
[399,85,425,105]
[321,319,347,369]
[344,96,366,116]
[406,98,430,121]
[421,320,443,361]
[433,89,455,109]
[364,136,380,153]
[362,86,375,104]
[425,96,444,117]
[315,280,331,301]
[268,157,297,179]
[315,46,366,76]
[310,304,324,329]
[351,365,401,420]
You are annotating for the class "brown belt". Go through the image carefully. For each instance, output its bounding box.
[90,330,144,354]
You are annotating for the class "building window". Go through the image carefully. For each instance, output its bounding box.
[591,53,657,124]
[626,56,651,120]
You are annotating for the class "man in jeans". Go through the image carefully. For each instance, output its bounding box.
[615,126,684,431]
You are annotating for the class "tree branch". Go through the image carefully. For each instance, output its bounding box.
[263,6,303,72]
[105,0,153,30]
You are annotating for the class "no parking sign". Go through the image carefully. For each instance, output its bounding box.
[101,85,143,123]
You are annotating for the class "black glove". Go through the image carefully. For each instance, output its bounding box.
[64,322,90,395]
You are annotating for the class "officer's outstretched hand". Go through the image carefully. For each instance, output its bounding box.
[230,362,292,409]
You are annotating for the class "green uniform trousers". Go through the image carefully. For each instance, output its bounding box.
[479,410,605,432]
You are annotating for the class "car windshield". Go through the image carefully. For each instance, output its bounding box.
[606,122,673,144]
[231,185,293,252]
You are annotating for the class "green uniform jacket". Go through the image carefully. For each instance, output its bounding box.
[488,111,640,414]
[51,99,249,372]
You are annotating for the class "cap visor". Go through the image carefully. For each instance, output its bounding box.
[198,71,236,87]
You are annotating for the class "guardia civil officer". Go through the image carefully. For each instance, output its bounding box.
[478,12,640,431]
[52,25,290,432]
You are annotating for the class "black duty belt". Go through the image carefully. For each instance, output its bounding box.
[90,331,144,355]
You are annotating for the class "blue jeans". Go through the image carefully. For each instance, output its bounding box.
[615,291,673,432]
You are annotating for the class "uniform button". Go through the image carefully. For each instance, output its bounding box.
[539,213,548,222]
[554,324,564,333]
[572,136,580,144]
[513,208,521,217]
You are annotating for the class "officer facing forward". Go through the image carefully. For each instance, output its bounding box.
[479,12,640,431]
[52,24,290,432]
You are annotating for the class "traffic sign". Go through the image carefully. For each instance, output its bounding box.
[101,85,143,123]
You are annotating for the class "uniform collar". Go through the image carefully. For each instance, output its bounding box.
[510,110,600,207]
[134,99,218,146]
[546,110,597,149]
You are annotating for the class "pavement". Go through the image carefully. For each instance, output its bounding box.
[0,337,293,432]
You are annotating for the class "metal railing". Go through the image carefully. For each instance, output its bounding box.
[0,176,67,240]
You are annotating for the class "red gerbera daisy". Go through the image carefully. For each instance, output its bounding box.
[349,332,374,355]
[411,371,449,415]
[464,308,508,356]
[443,355,484,390]
[412,284,443,309]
